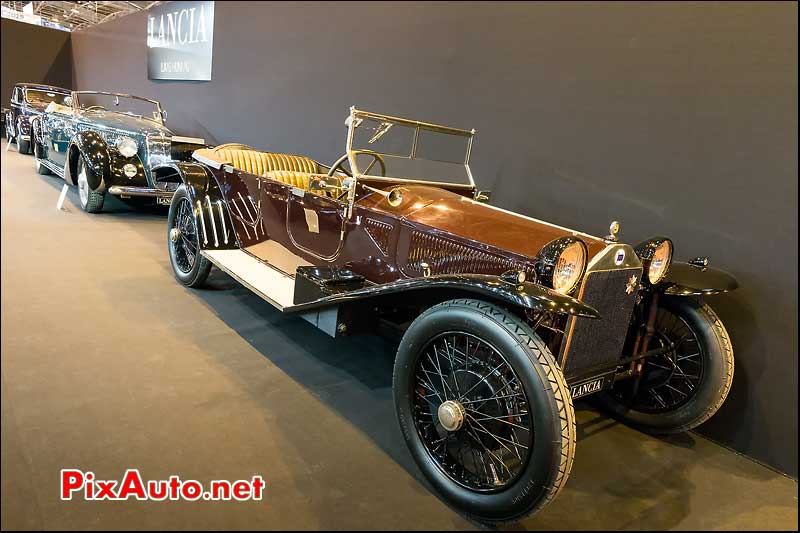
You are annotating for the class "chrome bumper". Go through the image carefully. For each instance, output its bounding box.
[107,186,174,199]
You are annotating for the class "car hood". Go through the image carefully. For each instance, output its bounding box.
[79,110,171,136]
[359,185,608,260]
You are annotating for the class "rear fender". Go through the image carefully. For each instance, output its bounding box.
[153,162,237,250]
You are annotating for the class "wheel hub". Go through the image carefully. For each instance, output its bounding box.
[437,400,466,432]
[170,228,182,243]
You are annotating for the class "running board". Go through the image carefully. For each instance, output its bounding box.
[38,158,65,178]
[201,249,295,310]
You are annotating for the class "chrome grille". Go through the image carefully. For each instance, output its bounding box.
[146,133,171,168]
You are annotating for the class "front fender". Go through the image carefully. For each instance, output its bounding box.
[287,273,601,318]
[660,262,738,296]
[68,131,110,190]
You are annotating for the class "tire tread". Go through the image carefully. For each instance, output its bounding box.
[413,298,576,524]
[668,299,734,433]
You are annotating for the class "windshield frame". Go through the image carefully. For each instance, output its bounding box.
[71,91,166,125]
[345,107,476,190]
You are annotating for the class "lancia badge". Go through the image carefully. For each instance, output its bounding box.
[625,274,638,295]
[614,249,626,265]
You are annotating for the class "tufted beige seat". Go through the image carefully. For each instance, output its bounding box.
[194,144,319,175]
[193,145,340,196]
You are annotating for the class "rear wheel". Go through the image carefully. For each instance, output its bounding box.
[597,296,734,434]
[394,299,575,524]
[76,157,105,213]
[167,185,211,287]
[33,141,51,175]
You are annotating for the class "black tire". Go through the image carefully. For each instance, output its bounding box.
[76,156,105,213]
[5,116,15,143]
[393,299,575,524]
[17,135,30,154]
[167,185,211,287]
[33,141,51,175]
[596,296,734,434]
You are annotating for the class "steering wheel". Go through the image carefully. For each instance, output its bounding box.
[327,149,386,178]
[83,105,107,112]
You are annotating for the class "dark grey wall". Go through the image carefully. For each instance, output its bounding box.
[70,2,797,475]
[1,18,73,105]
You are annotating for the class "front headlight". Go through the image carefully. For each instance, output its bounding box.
[537,237,588,295]
[553,241,587,294]
[635,237,674,284]
[116,136,138,158]
[647,240,673,284]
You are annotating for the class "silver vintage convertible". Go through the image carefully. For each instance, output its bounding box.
[31,91,205,212]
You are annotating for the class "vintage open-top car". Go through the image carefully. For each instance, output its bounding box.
[155,107,737,523]
[30,91,205,212]
[5,82,71,155]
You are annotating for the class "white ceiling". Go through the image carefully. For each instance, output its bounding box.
[1,1,159,31]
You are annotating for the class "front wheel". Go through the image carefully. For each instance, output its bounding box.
[16,119,30,153]
[597,296,734,434]
[5,116,15,143]
[76,156,105,213]
[167,185,211,287]
[393,299,575,524]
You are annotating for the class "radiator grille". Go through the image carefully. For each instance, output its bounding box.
[561,267,641,377]
[406,231,536,278]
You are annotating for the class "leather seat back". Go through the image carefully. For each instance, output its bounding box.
[193,146,319,175]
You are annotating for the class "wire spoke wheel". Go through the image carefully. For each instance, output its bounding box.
[412,332,533,491]
[171,197,199,274]
[616,307,705,413]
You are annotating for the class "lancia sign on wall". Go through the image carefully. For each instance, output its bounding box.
[146,1,214,81]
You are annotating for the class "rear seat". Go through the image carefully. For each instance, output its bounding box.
[193,144,340,196]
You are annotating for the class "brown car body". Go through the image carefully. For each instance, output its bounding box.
[156,108,738,524]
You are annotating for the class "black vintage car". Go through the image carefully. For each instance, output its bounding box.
[5,82,71,154]
[30,91,205,213]
[155,107,739,523]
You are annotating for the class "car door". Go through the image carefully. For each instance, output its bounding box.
[287,188,346,260]
[41,107,74,167]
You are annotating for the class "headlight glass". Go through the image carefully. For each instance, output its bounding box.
[116,136,138,158]
[553,241,586,294]
[648,240,673,284]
